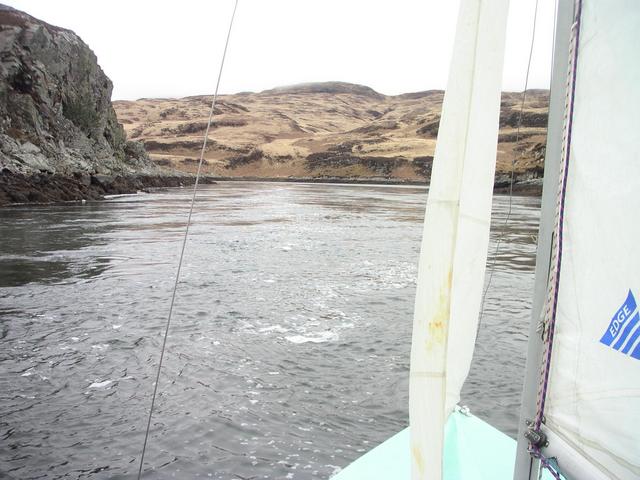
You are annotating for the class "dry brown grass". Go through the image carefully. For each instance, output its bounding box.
[113,83,548,181]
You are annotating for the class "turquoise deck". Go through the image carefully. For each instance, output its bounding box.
[332,411,556,479]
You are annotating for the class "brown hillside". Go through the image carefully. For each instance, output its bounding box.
[113,82,549,186]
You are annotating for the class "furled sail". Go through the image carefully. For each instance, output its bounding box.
[408,0,509,479]
[535,1,640,478]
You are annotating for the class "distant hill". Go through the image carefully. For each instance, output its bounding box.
[261,82,385,99]
[114,81,549,190]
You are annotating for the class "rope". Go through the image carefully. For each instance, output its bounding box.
[477,0,540,338]
[528,1,583,479]
[534,0,582,431]
[136,1,239,478]
[530,446,563,480]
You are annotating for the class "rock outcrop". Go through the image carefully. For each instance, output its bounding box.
[0,5,175,205]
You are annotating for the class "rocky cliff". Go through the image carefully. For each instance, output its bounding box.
[115,84,549,193]
[0,5,186,205]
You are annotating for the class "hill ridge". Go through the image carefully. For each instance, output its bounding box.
[114,83,549,193]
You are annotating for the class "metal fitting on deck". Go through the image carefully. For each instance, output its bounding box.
[524,419,548,448]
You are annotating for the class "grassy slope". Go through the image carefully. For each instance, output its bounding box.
[113,82,549,183]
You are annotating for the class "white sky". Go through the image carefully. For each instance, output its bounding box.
[6,0,557,100]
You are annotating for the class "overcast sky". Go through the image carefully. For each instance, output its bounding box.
[7,0,557,100]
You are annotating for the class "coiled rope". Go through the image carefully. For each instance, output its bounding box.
[136,1,239,478]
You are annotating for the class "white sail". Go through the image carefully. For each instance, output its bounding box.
[538,1,640,478]
[408,0,509,478]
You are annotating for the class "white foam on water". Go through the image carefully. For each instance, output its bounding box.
[71,337,80,342]
[285,330,338,344]
[21,369,34,377]
[267,371,280,375]
[328,465,343,476]
[88,380,112,389]
[259,325,289,334]
[112,324,122,330]
[91,344,109,350]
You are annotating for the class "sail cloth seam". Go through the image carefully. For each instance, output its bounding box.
[531,0,582,476]
[477,0,541,340]
[135,2,239,479]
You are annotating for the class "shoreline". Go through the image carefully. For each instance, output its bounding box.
[0,171,216,207]
[209,176,542,196]
[0,171,542,207]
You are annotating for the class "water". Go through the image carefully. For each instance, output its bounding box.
[0,182,540,479]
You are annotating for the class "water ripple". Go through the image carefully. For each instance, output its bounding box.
[0,182,539,479]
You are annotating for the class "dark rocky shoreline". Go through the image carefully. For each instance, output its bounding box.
[209,175,543,195]
[0,171,216,206]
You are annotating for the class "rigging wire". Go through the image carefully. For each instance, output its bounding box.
[476,0,541,339]
[136,1,239,478]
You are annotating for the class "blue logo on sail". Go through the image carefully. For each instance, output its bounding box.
[600,290,640,359]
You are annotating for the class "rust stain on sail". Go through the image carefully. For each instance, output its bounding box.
[412,445,425,476]
[426,269,452,350]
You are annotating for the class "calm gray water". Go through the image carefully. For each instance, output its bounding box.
[0,182,540,479]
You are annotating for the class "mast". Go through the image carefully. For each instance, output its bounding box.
[409,1,509,478]
[517,1,640,478]
[513,0,573,478]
